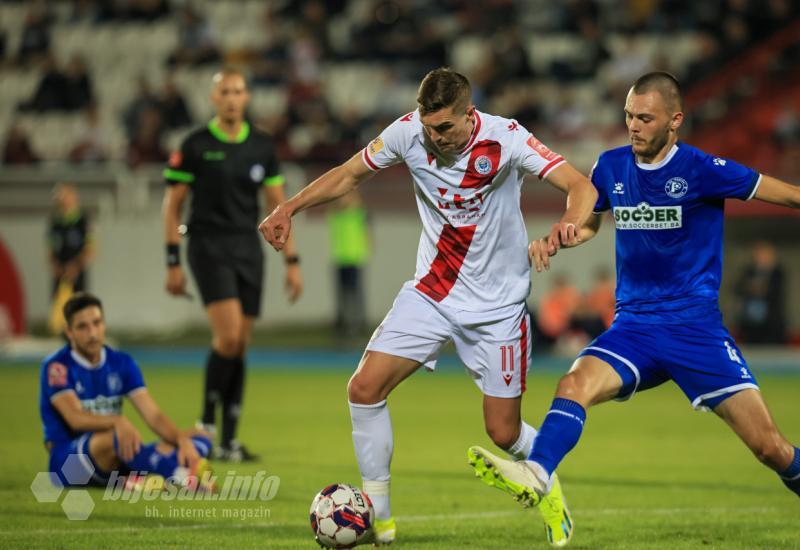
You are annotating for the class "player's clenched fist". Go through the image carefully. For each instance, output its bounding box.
[547,221,581,252]
[259,205,292,251]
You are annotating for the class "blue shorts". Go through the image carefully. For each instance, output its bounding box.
[49,433,118,487]
[578,319,758,411]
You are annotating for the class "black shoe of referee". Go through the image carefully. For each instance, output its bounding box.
[212,440,261,463]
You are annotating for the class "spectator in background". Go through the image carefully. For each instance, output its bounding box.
[167,5,220,68]
[127,106,167,168]
[123,75,160,140]
[160,76,193,129]
[63,54,94,111]
[46,182,95,334]
[19,52,65,112]
[68,103,109,163]
[16,1,53,67]
[3,121,40,165]
[583,267,616,330]
[328,189,370,341]
[19,52,94,112]
[536,272,581,347]
[735,240,787,344]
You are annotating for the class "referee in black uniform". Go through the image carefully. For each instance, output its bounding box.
[162,68,302,462]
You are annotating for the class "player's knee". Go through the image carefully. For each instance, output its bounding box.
[752,435,786,469]
[555,372,591,403]
[485,423,518,450]
[347,372,384,405]
[214,334,243,358]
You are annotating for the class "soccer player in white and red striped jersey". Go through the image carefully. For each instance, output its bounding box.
[259,68,597,547]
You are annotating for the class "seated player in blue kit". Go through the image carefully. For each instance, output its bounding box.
[40,292,213,489]
[468,72,800,523]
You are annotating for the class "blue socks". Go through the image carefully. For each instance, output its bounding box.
[115,435,212,478]
[779,446,800,497]
[528,398,586,476]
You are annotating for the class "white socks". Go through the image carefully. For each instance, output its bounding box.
[506,421,538,461]
[350,400,393,520]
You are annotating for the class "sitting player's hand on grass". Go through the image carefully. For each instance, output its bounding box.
[259,205,292,251]
[177,433,201,470]
[114,416,142,462]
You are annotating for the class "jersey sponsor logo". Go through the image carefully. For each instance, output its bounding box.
[525,134,559,162]
[665,177,689,198]
[250,164,265,183]
[368,136,384,156]
[203,151,225,161]
[613,202,682,230]
[47,362,68,387]
[613,182,625,194]
[168,151,182,168]
[81,395,123,416]
[474,155,493,175]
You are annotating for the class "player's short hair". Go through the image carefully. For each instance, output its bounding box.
[212,67,250,90]
[417,68,472,115]
[631,72,683,113]
[63,292,103,326]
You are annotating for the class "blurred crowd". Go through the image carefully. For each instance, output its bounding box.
[2,0,799,169]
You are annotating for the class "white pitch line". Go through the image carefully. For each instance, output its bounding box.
[0,506,782,537]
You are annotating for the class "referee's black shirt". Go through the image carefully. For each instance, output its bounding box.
[164,120,284,236]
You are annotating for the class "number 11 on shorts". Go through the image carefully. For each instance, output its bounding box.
[500,345,514,386]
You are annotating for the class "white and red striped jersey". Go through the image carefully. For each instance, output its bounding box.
[362,109,565,311]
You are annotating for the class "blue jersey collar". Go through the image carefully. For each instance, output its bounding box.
[636,143,679,171]
[71,346,107,370]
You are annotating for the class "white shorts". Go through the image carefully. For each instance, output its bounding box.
[366,282,532,398]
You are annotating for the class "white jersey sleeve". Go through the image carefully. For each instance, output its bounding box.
[512,124,566,180]
[361,111,417,171]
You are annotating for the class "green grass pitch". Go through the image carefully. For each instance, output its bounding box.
[0,361,798,548]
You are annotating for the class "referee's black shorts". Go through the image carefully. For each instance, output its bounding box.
[187,233,264,317]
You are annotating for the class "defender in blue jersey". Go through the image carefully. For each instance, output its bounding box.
[469,73,800,525]
[41,293,213,489]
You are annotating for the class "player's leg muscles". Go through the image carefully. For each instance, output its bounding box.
[483,395,521,447]
[347,350,421,404]
[88,430,122,472]
[556,355,624,407]
[207,299,245,357]
[528,355,623,476]
[201,299,244,429]
[349,351,421,523]
[714,389,795,471]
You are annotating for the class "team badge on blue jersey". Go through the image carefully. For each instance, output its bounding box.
[474,155,493,175]
[664,177,688,198]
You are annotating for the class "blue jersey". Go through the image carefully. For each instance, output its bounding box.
[40,345,146,445]
[592,143,760,324]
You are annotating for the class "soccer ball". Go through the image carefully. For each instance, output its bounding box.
[309,483,374,548]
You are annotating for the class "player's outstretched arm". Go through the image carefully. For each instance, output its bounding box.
[264,184,303,302]
[529,213,603,273]
[540,162,599,251]
[129,389,200,468]
[259,152,375,251]
[754,175,800,209]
